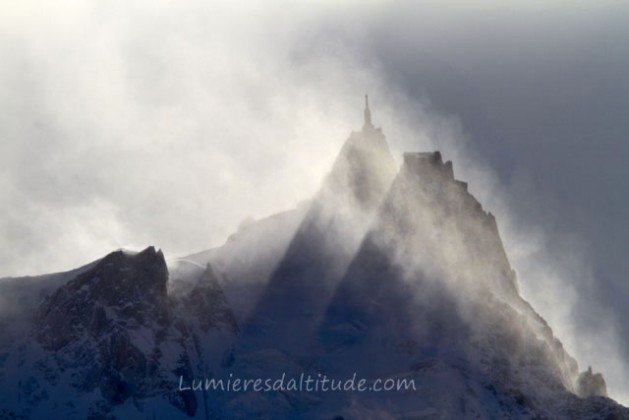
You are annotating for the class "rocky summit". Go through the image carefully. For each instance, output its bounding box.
[0,102,627,418]
[0,247,238,418]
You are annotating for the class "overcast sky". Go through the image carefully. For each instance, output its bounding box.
[1,0,628,404]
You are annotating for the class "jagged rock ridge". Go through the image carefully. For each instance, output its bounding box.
[0,247,238,418]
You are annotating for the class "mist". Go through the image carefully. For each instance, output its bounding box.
[2,0,628,406]
[0,0,387,277]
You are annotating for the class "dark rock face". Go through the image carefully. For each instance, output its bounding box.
[36,247,169,352]
[175,264,239,334]
[20,247,238,417]
[34,247,186,411]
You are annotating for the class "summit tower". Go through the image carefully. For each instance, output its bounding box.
[363,94,375,132]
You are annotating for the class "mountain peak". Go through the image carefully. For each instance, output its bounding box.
[324,125,396,211]
[35,246,170,351]
[17,247,239,417]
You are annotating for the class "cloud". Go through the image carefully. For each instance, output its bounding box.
[0,0,387,276]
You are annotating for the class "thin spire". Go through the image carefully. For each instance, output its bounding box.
[363,94,373,130]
